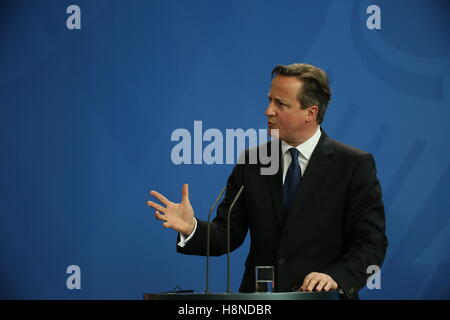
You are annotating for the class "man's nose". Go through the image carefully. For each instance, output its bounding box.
[265,104,276,117]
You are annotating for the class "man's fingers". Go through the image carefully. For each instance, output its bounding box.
[331,281,338,290]
[306,278,319,291]
[299,273,338,292]
[315,279,327,292]
[299,280,309,291]
[300,273,314,291]
[154,210,166,222]
[149,190,171,206]
[323,282,333,292]
[147,200,167,213]
[154,211,172,228]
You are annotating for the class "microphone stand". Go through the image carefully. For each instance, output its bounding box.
[205,186,226,293]
[226,185,244,293]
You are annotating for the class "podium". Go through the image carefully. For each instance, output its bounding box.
[144,291,340,300]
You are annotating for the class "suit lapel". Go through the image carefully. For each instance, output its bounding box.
[265,140,284,227]
[282,130,334,231]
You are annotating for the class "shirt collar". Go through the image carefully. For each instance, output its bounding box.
[281,126,322,160]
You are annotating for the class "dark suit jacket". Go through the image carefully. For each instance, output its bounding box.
[177,129,388,299]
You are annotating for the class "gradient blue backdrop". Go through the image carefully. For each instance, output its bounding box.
[1,0,449,299]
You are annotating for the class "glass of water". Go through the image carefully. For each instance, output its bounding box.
[255,266,274,293]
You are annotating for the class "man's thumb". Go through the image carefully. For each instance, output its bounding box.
[181,184,189,203]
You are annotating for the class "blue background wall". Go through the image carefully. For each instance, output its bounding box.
[0,0,449,299]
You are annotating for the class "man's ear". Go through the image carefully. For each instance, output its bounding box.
[306,105,319,122]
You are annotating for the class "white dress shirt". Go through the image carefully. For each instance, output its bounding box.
[178,126,322,247]
[281,126,322,183]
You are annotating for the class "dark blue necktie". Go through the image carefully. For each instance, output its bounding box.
[284,148,301,211]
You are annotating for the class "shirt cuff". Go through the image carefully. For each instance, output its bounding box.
[177,218,197,248]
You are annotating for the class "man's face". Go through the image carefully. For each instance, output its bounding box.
[265,75,313,145]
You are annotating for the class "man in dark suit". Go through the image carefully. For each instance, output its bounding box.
[147,63,388,299]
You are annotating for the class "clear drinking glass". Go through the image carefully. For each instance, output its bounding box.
[255,266,274,293]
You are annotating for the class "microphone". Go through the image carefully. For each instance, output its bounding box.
[205,186,226,294]
[226,185,244,293]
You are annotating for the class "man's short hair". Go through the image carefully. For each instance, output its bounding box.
[271,63,331,124]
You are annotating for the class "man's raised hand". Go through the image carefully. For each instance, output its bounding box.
[147,184,195,236]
